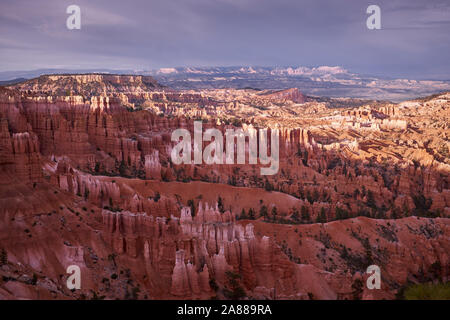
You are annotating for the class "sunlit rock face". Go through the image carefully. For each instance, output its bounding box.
[0,76,448,300]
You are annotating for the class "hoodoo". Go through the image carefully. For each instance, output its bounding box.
[0,75,448,300]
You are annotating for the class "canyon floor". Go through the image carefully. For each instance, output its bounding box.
[0,74,448,300]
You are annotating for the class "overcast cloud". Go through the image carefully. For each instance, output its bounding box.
[0,0,449,79]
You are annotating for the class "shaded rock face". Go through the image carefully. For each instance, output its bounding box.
[1,178,447,300]
[96,202,450,300]
[0,78,449,300]
[0,121,41,183]
[100,204,265,298]
[263,88,306,104]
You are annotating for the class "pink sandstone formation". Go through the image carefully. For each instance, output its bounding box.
[0,75,448,300]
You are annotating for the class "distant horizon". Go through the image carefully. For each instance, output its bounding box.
[1,65,450,82]
[3,65,450,103]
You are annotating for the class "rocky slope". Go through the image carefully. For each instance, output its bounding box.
[0,75,448,299]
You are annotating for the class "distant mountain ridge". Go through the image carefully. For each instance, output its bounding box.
[0,78,27,86]
[145,66,450,102]
[2,66,450,101]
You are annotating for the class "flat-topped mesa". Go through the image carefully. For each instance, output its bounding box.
[11,74,162,98]
[46,74,158,85]
[17,91,125,113]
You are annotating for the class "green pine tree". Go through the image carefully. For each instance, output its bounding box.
[0,248,7,265]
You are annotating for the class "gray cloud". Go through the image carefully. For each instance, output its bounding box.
[0,0,449,79]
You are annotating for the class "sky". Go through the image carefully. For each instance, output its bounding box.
[0,0,449,79]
